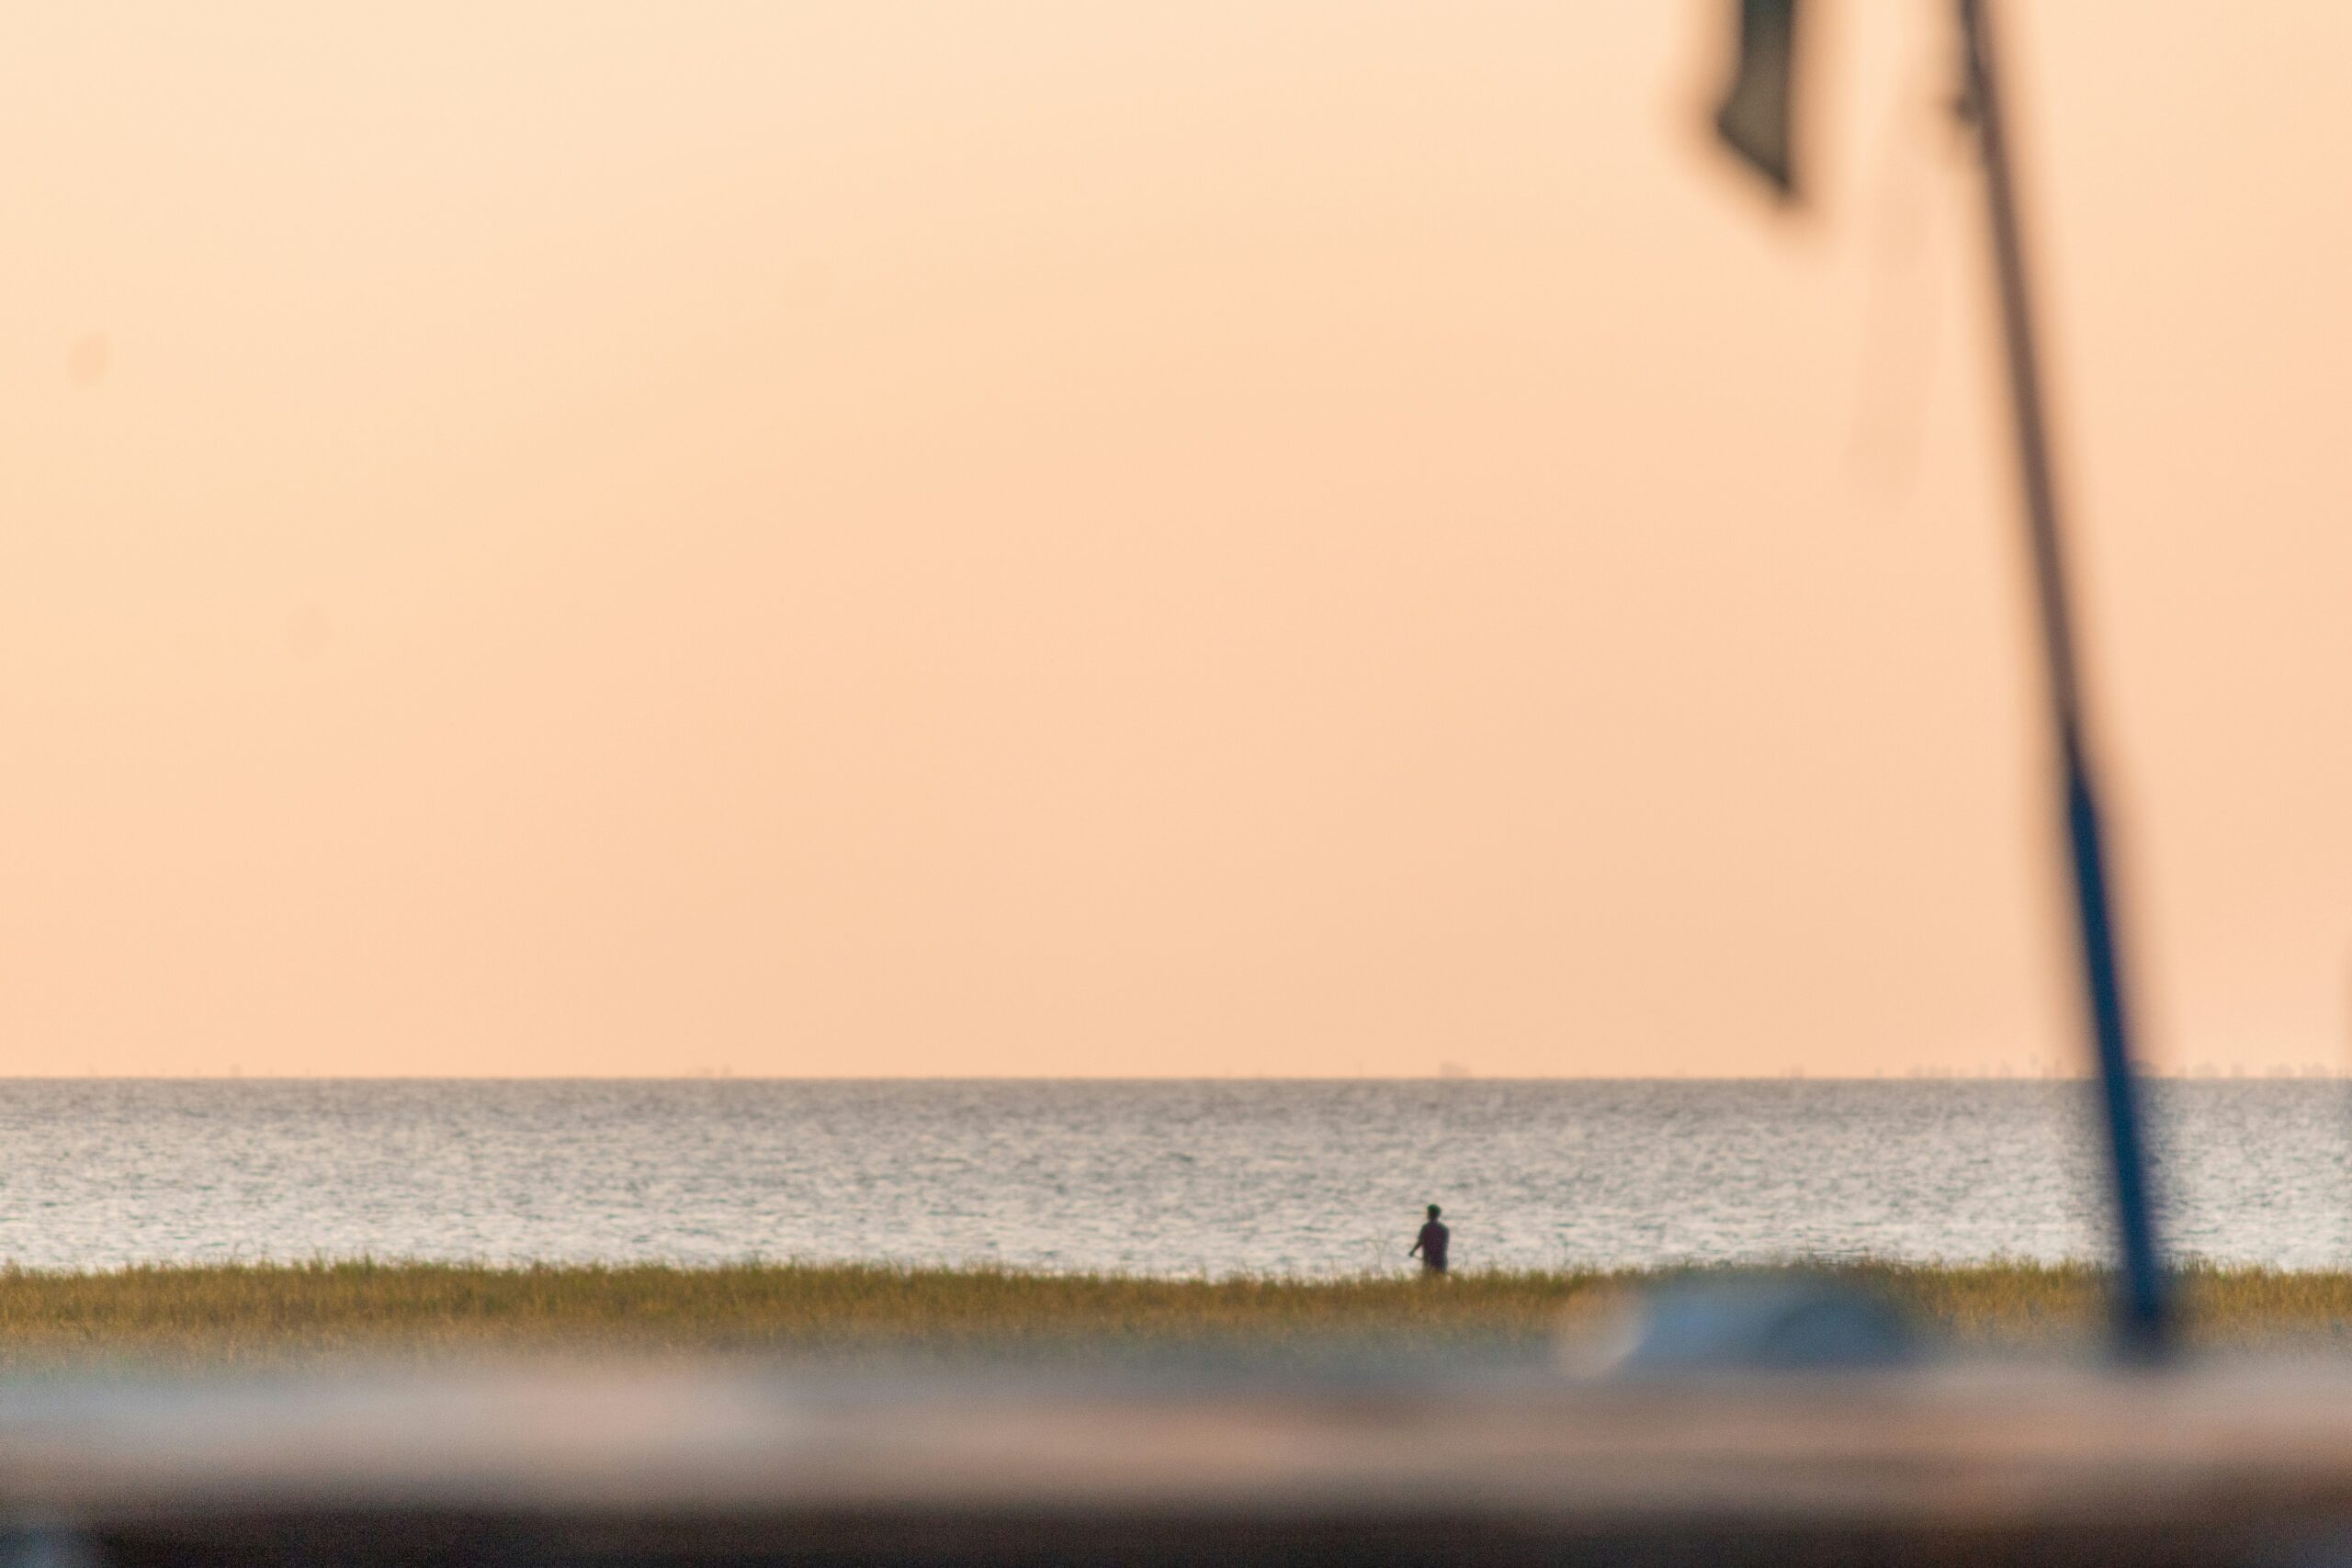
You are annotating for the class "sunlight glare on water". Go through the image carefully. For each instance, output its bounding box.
[0,1080,2341,1274]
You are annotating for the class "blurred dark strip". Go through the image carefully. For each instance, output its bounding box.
[1715,0,1802,198]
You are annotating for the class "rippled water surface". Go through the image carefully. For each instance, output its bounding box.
[0,1080,2343,1274]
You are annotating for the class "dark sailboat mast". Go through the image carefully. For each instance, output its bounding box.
[1710,0,2171,1352]
[1955,0,2168,1354]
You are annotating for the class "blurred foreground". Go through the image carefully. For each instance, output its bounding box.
[10,1324,2352,1563]
[12,1266,2352,1561]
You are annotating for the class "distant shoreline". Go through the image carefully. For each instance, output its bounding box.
[1,1259,2346,1367]
[0,1075,2339,1083]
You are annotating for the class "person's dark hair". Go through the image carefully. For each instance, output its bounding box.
[1426,1204,1442,1220]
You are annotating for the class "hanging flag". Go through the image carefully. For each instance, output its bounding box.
[1714,0,1802,198]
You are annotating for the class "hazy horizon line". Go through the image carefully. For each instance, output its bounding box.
[0,1071,2333,1084]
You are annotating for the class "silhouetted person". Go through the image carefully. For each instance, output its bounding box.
[1408,1203,1450,1275]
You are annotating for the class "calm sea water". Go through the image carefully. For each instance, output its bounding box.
[0,1080,2343,1275]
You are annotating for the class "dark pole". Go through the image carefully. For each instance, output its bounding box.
[1958,0,2170,1355]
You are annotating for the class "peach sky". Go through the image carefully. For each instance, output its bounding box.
[3,3,2346,1077]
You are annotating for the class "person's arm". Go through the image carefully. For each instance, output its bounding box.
[1407,1233,1423,1258]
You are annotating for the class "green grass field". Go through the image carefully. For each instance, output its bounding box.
[4,1259,2352,1367]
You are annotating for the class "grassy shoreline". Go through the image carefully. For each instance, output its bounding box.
[2,1259,2351,1366]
